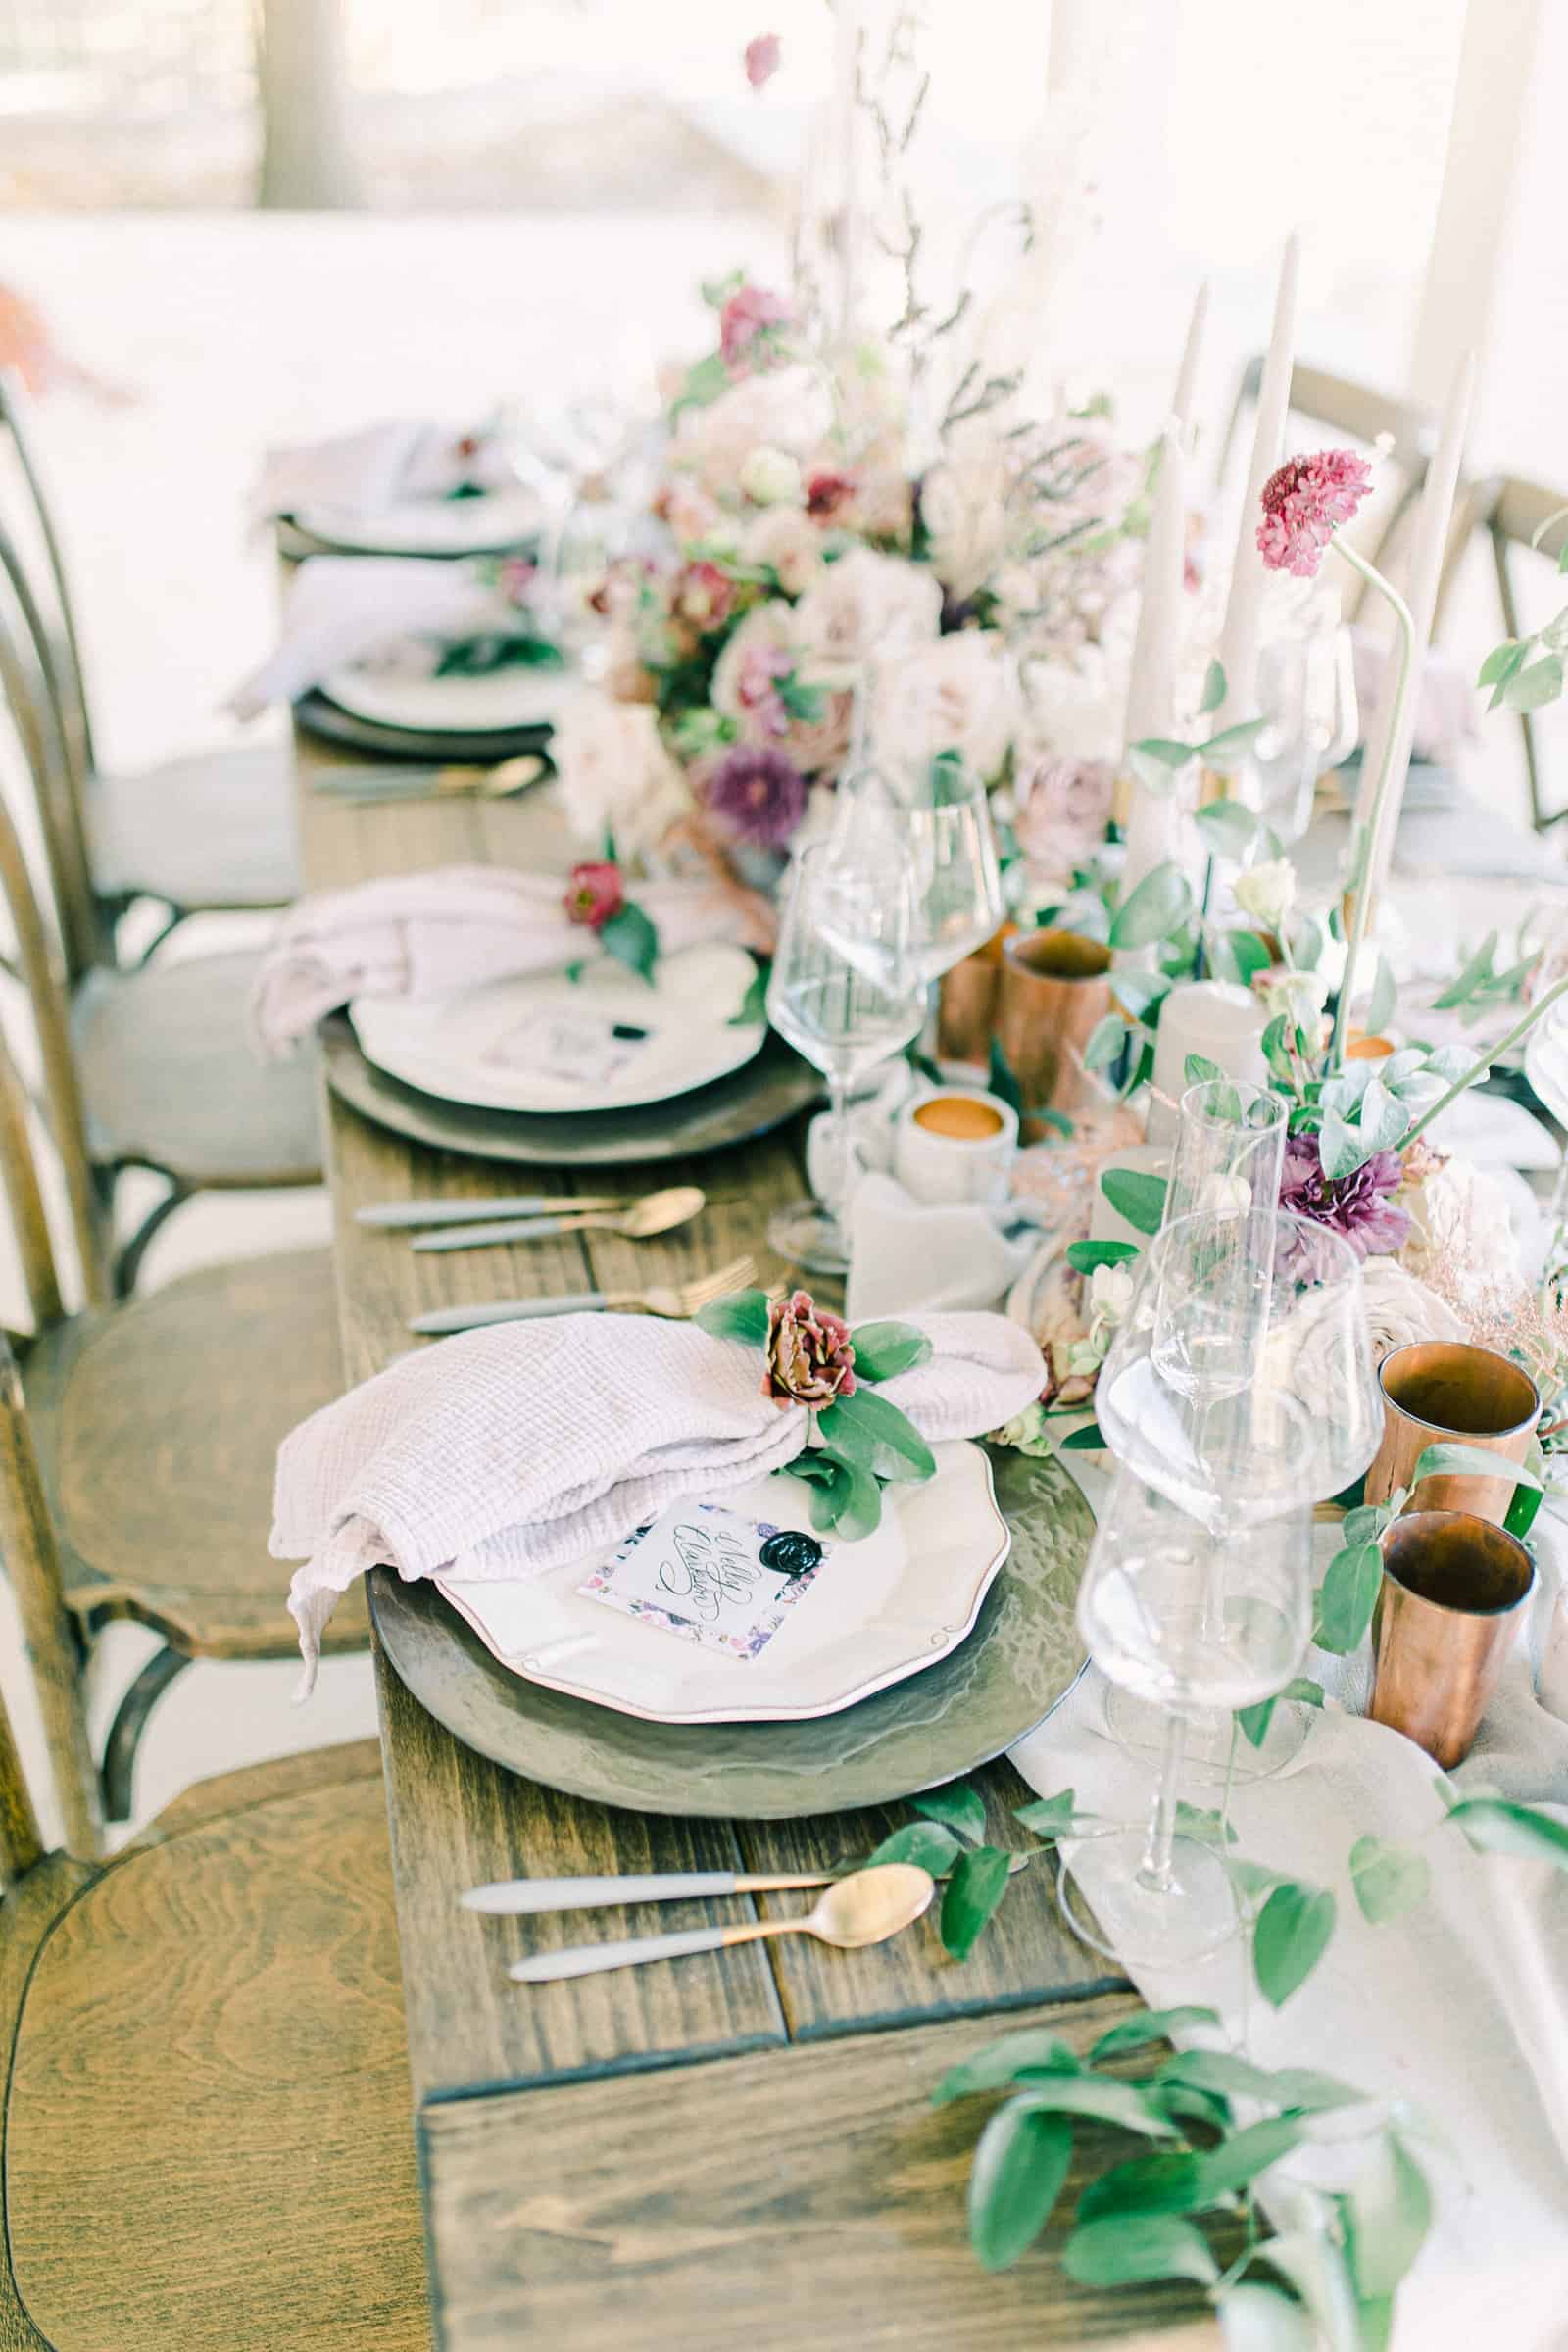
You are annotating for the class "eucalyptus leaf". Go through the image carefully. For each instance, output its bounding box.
[932,2026,1082,2104]
[1477,639,1526,690]
[1344,2135,1434,2300]
[693,1288,772,1348]
[1200,657,1227,715]
[1130,734,1196,769]
[1196,799,1261,858]
[1433,932,1498,1009]
[728,960,768,1027]
[1318,1107,1375,1183]
[801,1450,882,1538]
[1253,1881,1337,2007]
[942,1845,1014,1958]
[988,1035,1023,1115]
[968,2103,1074,2271]
[848,1320,933,1383]
[1065,1239,1140,1274]
[1062,2213,1219,2288]
[1185,1053,1227,1087]
[1356,1077,1408,1155]
[1012,2077,1175,2138]
[1506,652,1565,711]
[1446,1796,1568,1866]
[1110,969,1171,1025]
[1238,1678,1325,1750]
[1190,2116,1303,2202]
[1313,1543,1384,1654]
[909,1781,988,1844]
[1109,863,1195,951]
[1089,2006,1222,2062]
[1013,1788,1092,1838]
[1349,1835,1433,1925]
[1215,928,1273,988]
[1365,954,1397,1038]
[862,1820,964,1876]
[1176,1801,1238,1847]
[1057,1421,1106,1451]
[1099,1166,1167,1235]
[596,901,660,984]
[824,1386,936,1481]
[1130,747,1187,796]
[1075,2150,1203,2223]
[1409,1443,1541,1493]
[1084,1010,1129,1072]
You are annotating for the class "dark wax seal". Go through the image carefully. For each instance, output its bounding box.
[759,1530,824,1578]
[611,1022,649,1041]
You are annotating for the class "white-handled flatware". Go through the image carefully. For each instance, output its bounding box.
[462,1869,834,1915]
[408,1254,757,1335]
[507,1866,935,1984]
[358,1195,625,1228]
[411,1185,706,1253]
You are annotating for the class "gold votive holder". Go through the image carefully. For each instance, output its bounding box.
[1365,1342,1539,1526]
[995,927,1115,1118]
[1370,1509,1534,1767]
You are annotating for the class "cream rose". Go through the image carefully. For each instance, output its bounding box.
[741,506,827,598]
[792,547,942,684]
[671,367,832,496]
[1233,858,1298,934]
[872,631,1013,783]
[551,692,691,855]
[738,445,803,508]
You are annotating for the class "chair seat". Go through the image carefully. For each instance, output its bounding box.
[26,1246,361,1659]
[4,1740,427,2349]
[74,948,322,1189]
[86,739,301,911]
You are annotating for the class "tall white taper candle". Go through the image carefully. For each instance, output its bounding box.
[1351,348,1475,918]
[835,0,866,339]
[1215,233,1300,749]
[1172,279,1209,434]
[1118,423,1188,907]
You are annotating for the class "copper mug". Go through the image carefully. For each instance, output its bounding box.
[1364,1341,1539,1526]
[1370,1509,1534,1767]
[995,927,1114,1116]
[936,926,1015,1064]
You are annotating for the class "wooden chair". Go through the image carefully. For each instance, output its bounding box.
[0,365,300,966]
[0,1360,427,2345]
[0,790,352,1823]
[1481,474,1568,831]
[0,556,320,1294]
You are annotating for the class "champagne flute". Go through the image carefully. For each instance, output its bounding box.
[765,841,927,1273]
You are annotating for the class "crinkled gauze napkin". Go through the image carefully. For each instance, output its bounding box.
[274,1309,1046,1692]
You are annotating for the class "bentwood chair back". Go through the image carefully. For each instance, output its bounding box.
[0,1332,426,2348]
[0,366,300,945]
[1482,474,1568,832]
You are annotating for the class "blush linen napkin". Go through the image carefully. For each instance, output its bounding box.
[1008,1472,1568,2352]
[273,1308,1047,1691]
[251,863,752,1055]
[228,555,518,717]
[253,419,514,521]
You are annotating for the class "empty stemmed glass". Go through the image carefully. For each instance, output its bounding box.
[1248,621,1358,844]
[1162,1079,1288,1224]
[835,753,1004,986]
[765,840,928,1273]
[1059,1470,1316,1964]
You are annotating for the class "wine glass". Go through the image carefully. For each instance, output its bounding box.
[1162,1080,1288,1225]
[1096,1209,1382,1532]
[1248,622,1358,844]
[765,840,928,1273]
[1057,1470,1315,1964]
[835,754,1004,983]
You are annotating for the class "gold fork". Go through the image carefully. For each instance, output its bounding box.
[407,1255,758,1337]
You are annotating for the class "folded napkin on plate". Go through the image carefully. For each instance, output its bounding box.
[253,418,513,521]
[251,862,748,1054]
[230,555,520,718]
[274,1308,1047,1690]
[846,1172,1044,1321]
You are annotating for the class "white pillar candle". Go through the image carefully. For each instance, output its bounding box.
[1090,1143,1172,1249]
[1214,234,1300,746]
[1147,980,1267,1144]
[1119,422,1188,908]
[1352,348,1475,918]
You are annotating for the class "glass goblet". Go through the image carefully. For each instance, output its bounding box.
[836,752,1004,984]
[1162,1079,1288,1226]
[765,840,927,1274]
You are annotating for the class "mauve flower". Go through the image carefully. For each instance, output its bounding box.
[1280,1132,1411,1258]
[705,745,808,847]
[710,601,801,741]
[806,469,857,521]
[763,1289,857,1409]
[1013,756,1115,884]
[1257,448,1374,579]
[564,860,624,930]
[672,560,741,633]
[744,32,782,89]
[719,284,792,378]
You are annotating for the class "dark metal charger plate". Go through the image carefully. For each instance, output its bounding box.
[370,1446,1093,1818]
[320,1011,823,1167]
[294,688,554,766]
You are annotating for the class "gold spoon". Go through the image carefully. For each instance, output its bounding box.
[411,1183,709,1253]
[508,1865,936,1983]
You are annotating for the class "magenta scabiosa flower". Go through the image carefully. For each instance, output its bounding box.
[718,283,791,377]
[704,744,808,848]
[1256,448,1374,578]
[744,32,782,89]
[1280,1132,1411,1258]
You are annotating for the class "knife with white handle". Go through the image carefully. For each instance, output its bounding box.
[462,1870,831,1916]
[359,1196,621,1228]
[410,1293,608,1334]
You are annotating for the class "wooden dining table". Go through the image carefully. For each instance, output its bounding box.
[294,735,1216,2351]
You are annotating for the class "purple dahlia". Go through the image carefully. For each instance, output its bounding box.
[704,744,808,848]
[1279,1133,1411,1259]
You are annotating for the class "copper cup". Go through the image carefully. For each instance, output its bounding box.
[936,926,1014,1064]
[995,927,1114,1116]
[1370,1510,1534,1766]
[1364,1342,1539,1526]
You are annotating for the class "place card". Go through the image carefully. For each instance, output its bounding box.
[579,1501,828,1661]
[482,1008,651,1088]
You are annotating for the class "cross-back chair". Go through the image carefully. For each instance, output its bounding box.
[0,1349,426,2346]
[0,364,301,956]
[0,545,321,1293]
[0,784,353,1822]
[1482,473,1568,833]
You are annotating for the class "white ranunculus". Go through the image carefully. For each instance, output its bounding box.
[871,631,1014,783]
[738,444,803,508]
[1357,1254,1467,1362]
[1398,1152,1525,1303]
[740,506,826,598]
[1253,966,1330,1032]
[551,692,691,855]
[920,426,1010,602]
[1232,857,1298,934]
[671,367,832,495]
[792,547,942,683]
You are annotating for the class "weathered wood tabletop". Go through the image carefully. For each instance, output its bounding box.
[295,742,1215,2351]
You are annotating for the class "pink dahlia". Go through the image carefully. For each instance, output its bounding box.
[763,1290,856,1409]
[719,282,791,378]
[705,744,808,848]
[1279,1132,1411,1258]
[1256,448,1373,579]
[744,32,782,89]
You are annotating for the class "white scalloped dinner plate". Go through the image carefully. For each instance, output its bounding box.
[349,941,766,1115]
[294,482,541,556]
[436,1441,1011,1724]
[319,662,577,735]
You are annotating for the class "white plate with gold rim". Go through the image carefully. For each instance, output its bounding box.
[436,1441,1011,1725]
